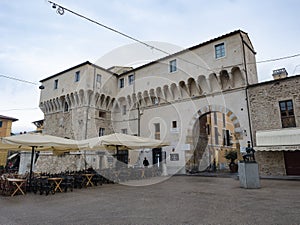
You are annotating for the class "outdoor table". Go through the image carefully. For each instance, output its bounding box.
[83,174,95,187]
[6,178,27,196]
[48,177,63,193]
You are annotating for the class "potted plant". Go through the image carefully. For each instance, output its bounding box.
[224,150,238,173]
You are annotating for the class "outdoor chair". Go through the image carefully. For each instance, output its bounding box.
[0,175,14,196]
[91,173,103,186]
[73,174,84,189]
[35,177,55,195]
[60,175,74,192]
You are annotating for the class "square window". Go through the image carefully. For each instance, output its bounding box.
[99,111,106,118]
[54,79,58,89]
[97,74,101,83]
[0,121,2,128]
[279,100,296,128]
[128,74,135,85]
[169,59,177,73]
[214,127,219,145]
[121,129,128,134]
[215,43,225,59]
[122,105,127,115]
[222,113,226,128]
[172,121,177,128]
[154,123,160,140]
[213,112,218,125]
[99,128,105,137]
[119,78,124,88]
[75,71,80,82]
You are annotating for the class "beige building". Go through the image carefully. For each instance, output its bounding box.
[0,115,18,166]
[248,70,300,176]
[39,30,258,174]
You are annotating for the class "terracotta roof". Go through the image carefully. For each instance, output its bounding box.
[0,115,18,122]
[39,61,116,82]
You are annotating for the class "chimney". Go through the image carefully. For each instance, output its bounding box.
[272,68,288,80]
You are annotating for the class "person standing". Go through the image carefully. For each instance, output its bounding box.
[143,157,149,167]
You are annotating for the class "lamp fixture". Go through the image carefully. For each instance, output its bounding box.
[49,1,64,15]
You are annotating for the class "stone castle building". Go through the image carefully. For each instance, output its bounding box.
[39,30,258,174]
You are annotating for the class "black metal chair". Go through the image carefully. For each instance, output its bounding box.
[91,173,103,186]
[73,174,84,189]
[36,177,55,195]
[60,175,74,192]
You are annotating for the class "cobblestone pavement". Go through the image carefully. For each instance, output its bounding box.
[0,176,299,225]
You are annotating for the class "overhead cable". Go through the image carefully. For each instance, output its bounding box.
[0,74,38,85]
[47,1,300,73]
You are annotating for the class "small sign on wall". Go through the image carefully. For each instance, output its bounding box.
[182,144,191,151]
[170,153,179,161]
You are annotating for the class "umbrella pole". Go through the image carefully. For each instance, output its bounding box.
[29,146,35,191]
[116,146,119,169]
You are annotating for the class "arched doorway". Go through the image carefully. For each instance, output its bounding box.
[186,105,243,173]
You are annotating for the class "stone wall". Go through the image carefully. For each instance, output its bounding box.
[35,154,85,174]
[248,75,300,144]
[255,151,286,176]
[248,75,300,176]
[44,107,113,140]
[34,153,106,174]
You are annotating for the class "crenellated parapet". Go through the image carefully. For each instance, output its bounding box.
[111,66,245,110]
[40,66,245,115]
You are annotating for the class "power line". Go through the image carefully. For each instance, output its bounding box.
[0,108,39,112]
[256,53,300,64]
[47,1,213,72]
[0,74,38,85]
[47,1,300,73]
[48,1,171,57]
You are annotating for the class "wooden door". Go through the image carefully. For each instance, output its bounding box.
[284,151,300,175]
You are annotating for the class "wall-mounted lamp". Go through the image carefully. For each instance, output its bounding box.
[39,85,45,90]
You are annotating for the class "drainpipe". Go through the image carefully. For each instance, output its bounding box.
[240,32,254,147]
[132,73,140,136]
[137,105,141,136]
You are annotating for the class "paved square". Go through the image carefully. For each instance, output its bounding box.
[0,176,299,225]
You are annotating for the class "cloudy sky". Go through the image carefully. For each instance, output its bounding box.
[0,0,299,133]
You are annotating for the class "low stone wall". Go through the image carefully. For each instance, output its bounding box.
[35,154,85,174]
[256,151,286,176]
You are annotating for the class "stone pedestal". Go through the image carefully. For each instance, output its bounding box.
[238,162,261,189]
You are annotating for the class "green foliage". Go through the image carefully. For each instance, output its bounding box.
[224,150,237,163]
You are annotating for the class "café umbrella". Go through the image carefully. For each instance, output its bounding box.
[84,133,169,150]
[81,133,170,167]
[0,133,86,188]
